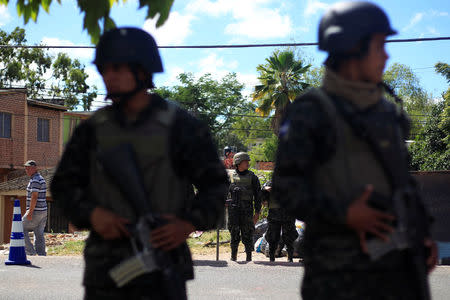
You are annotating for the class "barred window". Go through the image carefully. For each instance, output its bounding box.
[0,112,12,138]
[37,118,50,142]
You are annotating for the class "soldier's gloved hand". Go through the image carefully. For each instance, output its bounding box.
[90,207,130,240]
[424,238,438,273]
[150,215,195,251]
[346,185,395,253]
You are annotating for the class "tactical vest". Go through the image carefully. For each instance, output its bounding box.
[310,88,394,208]
[88,102,190,222]
[230,170,254,207]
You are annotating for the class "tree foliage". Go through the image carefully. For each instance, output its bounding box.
[247,134,278,166]
[154,72,253,149]
[252,50,311,134]
[0,0,174,43]
[383,63,432,138]
[409,62,450,171]
[0,27,97,110]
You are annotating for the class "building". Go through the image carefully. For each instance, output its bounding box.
[0,89,67,181]
[0,89,69,243]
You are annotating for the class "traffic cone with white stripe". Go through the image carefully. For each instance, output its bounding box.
[5,199,31,265]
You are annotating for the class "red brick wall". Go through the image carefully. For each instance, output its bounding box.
[0,92,26,169]
[255,161,275,170]
[27,106,61,168]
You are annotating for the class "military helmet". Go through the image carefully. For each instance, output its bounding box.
[233,152,250,166]
[93,27,163,74]
[318,1,397,55]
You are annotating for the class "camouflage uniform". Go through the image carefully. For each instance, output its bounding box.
[273,74,432,299]
[227,168,261,258]
[273,3,433,299]
[51,94,228,298]
[261,181,298,261]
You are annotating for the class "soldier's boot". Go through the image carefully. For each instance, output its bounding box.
[246,251,252,262]
[231,249,237,261]
[287,250,294,263]
[269,250,275,262]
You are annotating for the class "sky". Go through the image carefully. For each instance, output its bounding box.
[0,0,449,110]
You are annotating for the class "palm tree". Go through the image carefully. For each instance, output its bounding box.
[252,50,311,134]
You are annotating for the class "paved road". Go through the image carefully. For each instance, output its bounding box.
[1,256,449,299]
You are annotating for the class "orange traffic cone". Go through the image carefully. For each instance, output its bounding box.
[5,199,31,265]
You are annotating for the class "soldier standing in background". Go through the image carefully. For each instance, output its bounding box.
[261,180,298,262]
[273,2,437,299]
[227,152,261,261]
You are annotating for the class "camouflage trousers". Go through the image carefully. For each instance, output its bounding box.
[266,208,298,254]
[228,209,254,252]
[301,268,422,300]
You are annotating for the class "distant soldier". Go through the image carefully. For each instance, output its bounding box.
[227,152,261,261]
[273,2,437,299]
[261,180,298,262]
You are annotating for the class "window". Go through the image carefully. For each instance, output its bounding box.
[37,118,50,142]
[0,112,12,138]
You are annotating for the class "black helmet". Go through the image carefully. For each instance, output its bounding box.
[318,1,397,55]
[93,27,163,74]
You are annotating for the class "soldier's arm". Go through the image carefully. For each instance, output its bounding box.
[170,110,229,231]
[51,120,98,229]
[252,174,262,213]
[272,99,348,224]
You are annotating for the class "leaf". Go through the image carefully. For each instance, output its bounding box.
[142,0,174,28]
[41,0,52,13]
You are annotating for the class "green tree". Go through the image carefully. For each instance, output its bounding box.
[383,63,432,138]
[247,134,278,167]
[303,66,325,88]
[252,50,311,134]
[0,0,174,43]
[434,62,450,146]
[231,112,272,147]
[154,72,252,147]
[409,62,450,171]
[0,27,97,110]
[50,53,98,110]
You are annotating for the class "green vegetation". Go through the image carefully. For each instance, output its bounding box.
[0,0,174,43]
[47,240,85,256]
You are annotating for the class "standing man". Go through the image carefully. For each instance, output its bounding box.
[273,2,437,299]
[23,160,47,256]
[227,152,261,261]
[51,27,228,300]
[261,180,298,262]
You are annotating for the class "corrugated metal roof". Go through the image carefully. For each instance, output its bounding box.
[0,168,55,192]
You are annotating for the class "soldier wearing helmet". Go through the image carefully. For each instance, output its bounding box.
[227,152,261,261]
[273,2,436,299]
[51,27,228,299]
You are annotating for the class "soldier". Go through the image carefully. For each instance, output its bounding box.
[272,2,438,299]
[51,27,228,300]
[227,152,261,261]
[261,180,298,262]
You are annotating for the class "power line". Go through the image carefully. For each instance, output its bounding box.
[0,37,448,49]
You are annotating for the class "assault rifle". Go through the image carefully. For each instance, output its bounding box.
[97,143,188,300]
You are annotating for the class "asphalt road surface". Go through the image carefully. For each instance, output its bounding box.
[1,256,449,299]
